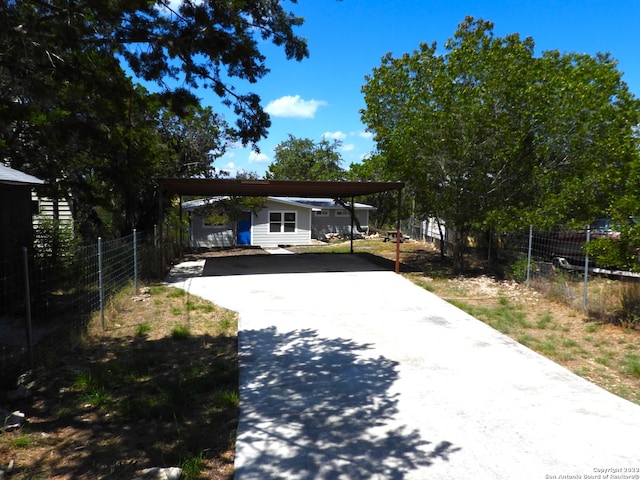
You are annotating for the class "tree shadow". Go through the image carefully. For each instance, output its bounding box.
[2,332,238,478]
[235,327,460,479]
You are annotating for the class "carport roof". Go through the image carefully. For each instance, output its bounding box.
[159,178,404,198]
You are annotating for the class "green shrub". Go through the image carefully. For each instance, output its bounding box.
[623,354,640,377]
[585,222,640,271]
[617,282,640,329]
[510,257,532,283]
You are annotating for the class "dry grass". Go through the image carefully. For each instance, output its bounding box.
[0,283,238,480]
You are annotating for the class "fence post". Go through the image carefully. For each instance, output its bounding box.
[526,226,533,288]
[98,237,105,330]
[583,226,590,313]
[22,247,34,369]
[133,228,138,295]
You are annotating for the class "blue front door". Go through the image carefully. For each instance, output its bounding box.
[237,212,251,245]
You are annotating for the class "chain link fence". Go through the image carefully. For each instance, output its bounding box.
[0,226,179,385]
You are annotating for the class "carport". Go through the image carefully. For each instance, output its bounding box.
[158,178,405,271]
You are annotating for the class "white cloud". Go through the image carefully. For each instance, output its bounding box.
[357,131,373,139]
[225,162,235,170]
[341,143,355,152]
[248,151,270,164]
[322,131,347,141]
[264,95,327,119]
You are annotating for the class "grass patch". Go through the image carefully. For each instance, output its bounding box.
[536,338,559,357]
[135,322,152,337]
[535,312,554,329]
[9,436,36,449]
[149,285,167,295]
[584,322,601,333]
[180,450,209,480]
[171,324,192,339]
[562,339,579,349]
[516,333,536,347]
[623,354,640,378]
[167,288,186,298]
[0,281,238,478]
[453,298,531,334]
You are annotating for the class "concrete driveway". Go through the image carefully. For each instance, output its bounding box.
[167,252,640,480]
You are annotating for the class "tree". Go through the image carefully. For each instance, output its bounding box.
[1,0,308,147]
[266,135,345,180]
[347,154,402,230]
[157,104,232,179]
[1,0,309,238]
[524,51,640,226]
[361,17,640,272]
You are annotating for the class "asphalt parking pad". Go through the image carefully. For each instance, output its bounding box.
[201,252,397,276]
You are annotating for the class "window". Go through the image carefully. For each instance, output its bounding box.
[314,210,329,217]
[335,210,351,217]
[269,211,296,233]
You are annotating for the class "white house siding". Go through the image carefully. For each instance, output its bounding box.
[188,214,234,248]
[32,192,73,228]
[251,200,312,247]
[424,217,446,242]
[311,209,370,239]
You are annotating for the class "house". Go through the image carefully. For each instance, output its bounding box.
[31,191,73,228]
[0,164,45,264]
[182,196,375,248]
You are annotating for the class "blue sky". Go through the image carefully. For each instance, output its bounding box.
[199,0,640,177]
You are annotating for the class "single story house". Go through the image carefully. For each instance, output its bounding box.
[182,196,375,248]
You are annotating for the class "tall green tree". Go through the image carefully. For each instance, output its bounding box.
[347,153,402,229]
[1,0,309,238]
[526,50,640,226]
[157,104,231,179]
[266,134,346,181]
[1,0,308,147]
[361,17,640,271]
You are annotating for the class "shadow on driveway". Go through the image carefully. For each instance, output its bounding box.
[201,252,420,276]
[235,326,460,478]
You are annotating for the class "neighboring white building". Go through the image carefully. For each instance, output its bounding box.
[290,198,375,240]
[32,191,73,228]
[182,197,375,248]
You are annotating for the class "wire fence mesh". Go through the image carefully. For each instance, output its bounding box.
[0,227,177,385]
[415,220,640,313]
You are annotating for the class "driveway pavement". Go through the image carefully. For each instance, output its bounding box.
[167,252,640,480]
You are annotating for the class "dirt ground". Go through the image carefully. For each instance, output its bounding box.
[1,242,639,478]
[0,267,240,479]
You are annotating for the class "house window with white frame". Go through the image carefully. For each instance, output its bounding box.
[335,210,350,216]
[269,211,296,233]
[314,210,329,217]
